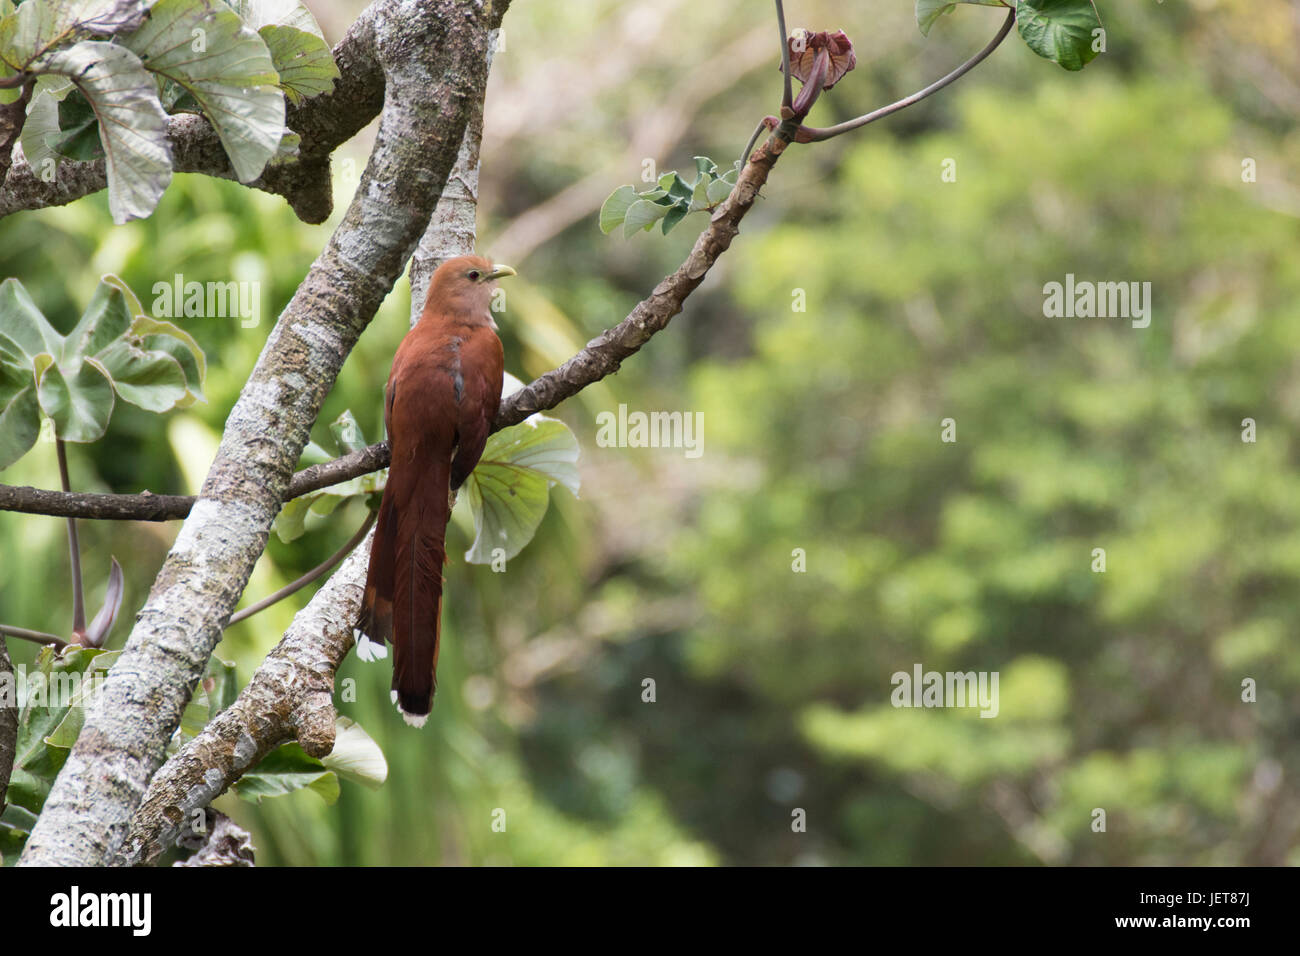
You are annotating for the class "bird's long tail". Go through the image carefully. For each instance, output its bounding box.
[357,457,450,727]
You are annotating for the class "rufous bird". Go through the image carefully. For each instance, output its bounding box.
[354,254,515,726]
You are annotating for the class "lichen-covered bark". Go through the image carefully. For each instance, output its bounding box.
[118,532,370,866]
[19,0,503,868]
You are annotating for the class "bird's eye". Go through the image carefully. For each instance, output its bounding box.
[468,270,481,281]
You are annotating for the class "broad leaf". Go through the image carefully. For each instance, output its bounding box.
[35,355,115,443]
[1014,0,1102,71]
[0,278,63,360]
[257,23,338,104]
[229,0,325,38]
[233,743,340,805]
[599,184,638,235]
[123,0,284,183]
[33,40,171,223]
[462,375,580,564]
[0,0,148,68]
[0,375,38,471]
[623,198,671,237]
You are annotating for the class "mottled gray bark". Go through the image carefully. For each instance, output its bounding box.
[19,0,506,868]
[119,535,370,866]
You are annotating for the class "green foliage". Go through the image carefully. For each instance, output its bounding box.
[461,375,580,564]
[599,157,738,238]
[917,1,1103,72]
[232,718,387,804]
[273,410,385,544]
[0,0,338,222]
[0,644,119,863]
[0,274,205,469]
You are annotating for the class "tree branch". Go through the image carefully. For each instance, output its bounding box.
[19,0,508,868]
[0,0,388,224]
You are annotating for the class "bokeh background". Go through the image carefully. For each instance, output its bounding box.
[3,0,1299,865]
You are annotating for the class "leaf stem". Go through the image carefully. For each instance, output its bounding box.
[56,440,86,639]
[775,0,793,111]
[226,510,377,628]
[802,9,1016,142]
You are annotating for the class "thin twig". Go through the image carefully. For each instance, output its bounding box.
[802,9,1016,142]
[226,510,377,627]
[0,624,69,650]
[56,441,85,639]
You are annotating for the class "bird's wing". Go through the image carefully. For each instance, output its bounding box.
[450,328,505,490]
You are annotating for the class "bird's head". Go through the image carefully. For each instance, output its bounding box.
[423,254,516,325]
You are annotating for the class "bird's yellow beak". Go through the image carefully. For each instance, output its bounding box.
[484,264,516,281]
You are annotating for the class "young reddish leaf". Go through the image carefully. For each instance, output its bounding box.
[785,29,857,91]
[83,556,124,648]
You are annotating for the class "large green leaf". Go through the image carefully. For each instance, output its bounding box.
[124,0,284,183]
[0,278,63,361]
[461,375,580,565]
[0,277,201,459]
[61,274,137,367]
[916,0,1007,37]
[17,79,65,172]
[0,0,148,68]
[1014,0,1102,71]
[35,355,115,443]
[43,650,122,749]
[33,40,171,223]
[233,743,340,805]
[132,315,208,405]
[257,23,338,105]
[0,375,39,471]
[94,339,189,412]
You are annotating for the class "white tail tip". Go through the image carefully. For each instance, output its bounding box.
[398,707,429,728]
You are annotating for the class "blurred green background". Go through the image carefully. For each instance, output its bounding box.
[3,0,1299,864]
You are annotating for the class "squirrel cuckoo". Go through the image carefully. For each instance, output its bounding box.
[354,255,515,726]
